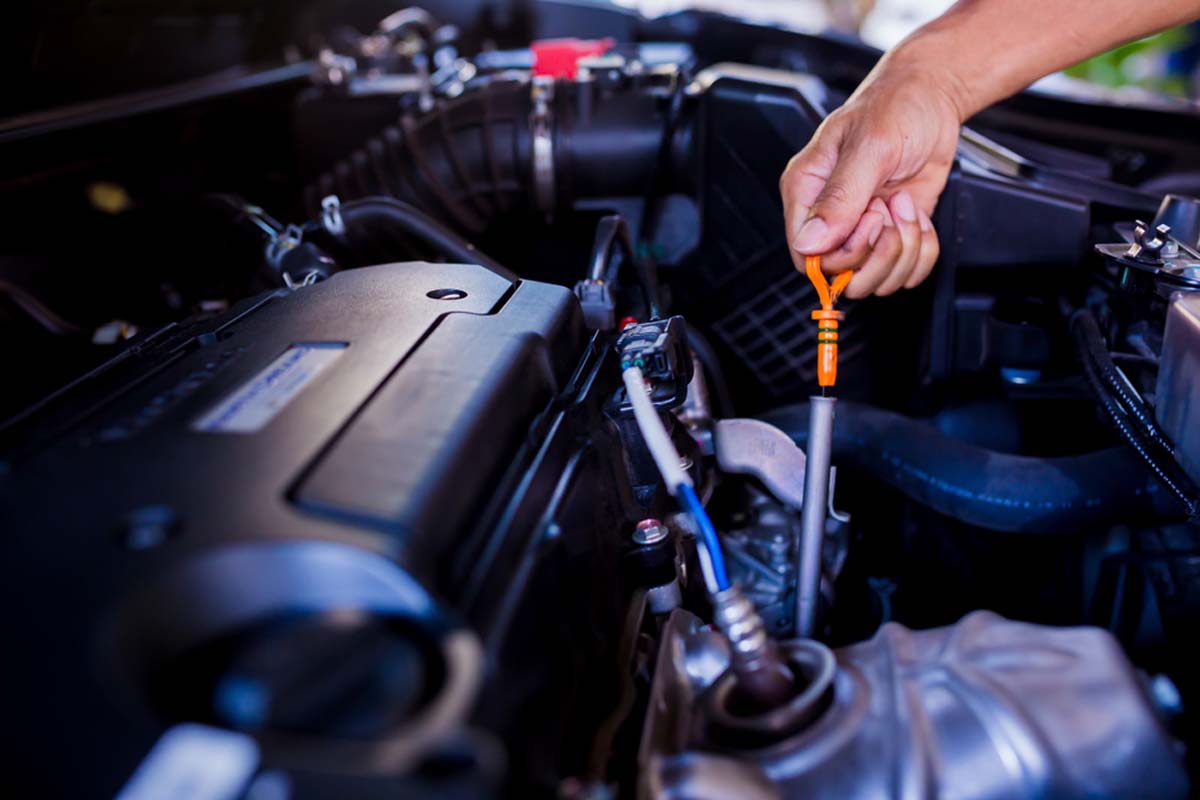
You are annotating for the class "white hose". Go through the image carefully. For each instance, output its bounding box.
[621,367,693,494]
[623,367,722,594]
[694,537,720,595]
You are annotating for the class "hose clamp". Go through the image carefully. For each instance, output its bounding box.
[321,194,346,237]
[530,76,556,214]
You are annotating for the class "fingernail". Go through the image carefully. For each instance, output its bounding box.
[792,216,830,254]
[872,198,895,226]
[867,214,885,247]
[919,212,933,232]
[892,191,917,223]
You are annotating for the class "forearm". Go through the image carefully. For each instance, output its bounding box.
[880,0,1200,121]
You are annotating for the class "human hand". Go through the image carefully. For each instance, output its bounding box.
[780,57,964,298]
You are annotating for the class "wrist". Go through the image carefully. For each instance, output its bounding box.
[883,29,978,123]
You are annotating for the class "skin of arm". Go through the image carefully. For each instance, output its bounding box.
[781,0,1200,298]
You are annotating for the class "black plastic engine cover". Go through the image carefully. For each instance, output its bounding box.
[0,263,628,797]
[1,261,584,573]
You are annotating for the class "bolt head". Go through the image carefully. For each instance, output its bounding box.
[634,518,669,545]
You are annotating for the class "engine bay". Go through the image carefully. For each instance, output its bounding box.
[4,2,1200,797]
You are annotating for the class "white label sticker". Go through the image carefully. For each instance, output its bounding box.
[192,343,346,434]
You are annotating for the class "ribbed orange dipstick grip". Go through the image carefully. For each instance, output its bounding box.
[804,255,852,388]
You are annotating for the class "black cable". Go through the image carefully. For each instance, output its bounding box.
[207,193,284,237]
[332,197,516,281]
[1071,309,1171,448]
[1069,308,1200,518]
[636,75,687,251]
[588,215,662,319]
[0,280,81,336]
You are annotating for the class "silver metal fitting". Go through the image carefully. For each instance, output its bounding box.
[712,585,771,661]
[646,581,682,614]
[711,584,795,710]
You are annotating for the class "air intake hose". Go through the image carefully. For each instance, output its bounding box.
[761,401,1184,534]
[304,79,678,232]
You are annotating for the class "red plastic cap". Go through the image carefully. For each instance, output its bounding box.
[531,38,615,80]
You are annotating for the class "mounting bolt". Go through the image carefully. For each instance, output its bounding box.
[633,518,669,545]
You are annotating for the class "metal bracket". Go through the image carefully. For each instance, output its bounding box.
[714,419,806,509]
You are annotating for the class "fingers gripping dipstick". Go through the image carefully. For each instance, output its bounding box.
[795,255,851,638]
[805,255,852,394]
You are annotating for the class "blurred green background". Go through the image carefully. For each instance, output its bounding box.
[1064,25,1199,98]
[654,2,1200,99]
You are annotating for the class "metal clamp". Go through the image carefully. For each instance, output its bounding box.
[320,195,346,237]
[530,76,556,214]
[282,270,320,290]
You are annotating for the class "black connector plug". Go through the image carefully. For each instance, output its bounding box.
[617,316,693,409]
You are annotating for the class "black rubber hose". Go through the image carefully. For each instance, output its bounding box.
[1069,308,1200,517]
[761,401,1185,534]
[304,80,671,230]
[334,197,516,281]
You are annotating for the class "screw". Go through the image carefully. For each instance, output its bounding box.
[634,518,669,545]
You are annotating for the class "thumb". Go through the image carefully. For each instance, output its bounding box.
[792,142,892,256]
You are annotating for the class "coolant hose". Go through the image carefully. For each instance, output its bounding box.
[761,401,1184,534]
[335,197,516,280]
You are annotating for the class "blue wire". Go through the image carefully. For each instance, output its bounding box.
[677,483,730,591]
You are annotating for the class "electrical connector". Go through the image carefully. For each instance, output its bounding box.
[573,279,617,330]
[616,315,693,409]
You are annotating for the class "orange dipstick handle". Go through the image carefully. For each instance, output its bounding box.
[804,255,852,388]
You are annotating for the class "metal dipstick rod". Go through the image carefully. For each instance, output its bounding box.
[796,395,834,638]
[795,255,850,638]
